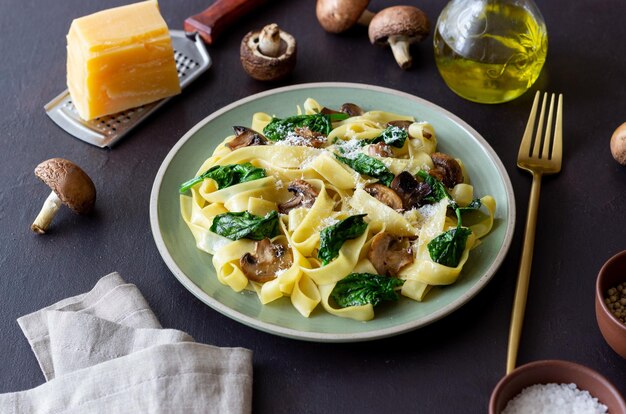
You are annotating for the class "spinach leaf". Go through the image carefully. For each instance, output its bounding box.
[415,170,474,267]
[210,210,279,241]
[333,125,407,150]
[371,125,408,148]
[179,163,265,193]
[458,198,482,212]
[263,113,348,141]
[318,214,368,265]
[335,153,395,186]
[416,170,448,203]
[331,273,404,307]
[427,227,472,267]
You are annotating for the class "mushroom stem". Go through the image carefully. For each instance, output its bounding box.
[357,9,375,26]
[258,23,281,57]
[388,35,412,69]
[31,191,62,234]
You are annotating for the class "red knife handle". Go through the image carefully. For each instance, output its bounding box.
[184,0,266,45]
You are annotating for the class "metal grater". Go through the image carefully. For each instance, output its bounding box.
[44,30,211,148]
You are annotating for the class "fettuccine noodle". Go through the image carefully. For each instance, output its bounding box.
[181,99,496,321]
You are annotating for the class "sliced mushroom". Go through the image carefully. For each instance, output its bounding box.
[278,179,320,213]
[340,103,364,117]
[240,23,297,81]
[368,142,393,158]
[386,120,413,131]
[390,171,431,210]
[292,127,326,148]
[240,238,293,283]
[368,231,413,276]
[316,0,374,33]
[429,152,464,188]
[368,6,430,70]
[227,126,268,150]
[365,183,403,210]
[320,107,341,115]
[31,158,96,234]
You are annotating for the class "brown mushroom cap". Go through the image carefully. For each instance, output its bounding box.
[292,127,327,148]
[387,120,413,131]
[429,152,464,188]
[227,126,268,150]
[368,6,430,45]
[365,183,403,210]
[368,142,393,158]
[240,24,297,82]
[316,0,370,33]
[340,103,364,117]
[367,231,414,276]
[390,171,431,210]
[240,238,293,283]
[34,158,96,214]
[278,180,320,213]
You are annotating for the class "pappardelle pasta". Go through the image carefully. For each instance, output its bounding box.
[180,98,496,321]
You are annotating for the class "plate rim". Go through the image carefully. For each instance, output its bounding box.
[149,82,516,342]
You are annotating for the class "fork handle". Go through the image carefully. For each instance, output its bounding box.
[506,171,542,374]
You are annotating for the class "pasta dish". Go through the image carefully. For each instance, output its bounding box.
[180,99,495,321]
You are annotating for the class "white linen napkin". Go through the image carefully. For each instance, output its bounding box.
[0,272,253,414]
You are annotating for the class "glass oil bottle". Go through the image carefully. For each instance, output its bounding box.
[434,0,547,104]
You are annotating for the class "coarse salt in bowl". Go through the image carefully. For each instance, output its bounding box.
[489,360,626,414]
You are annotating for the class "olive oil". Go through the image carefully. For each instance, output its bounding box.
[434,1,547,104]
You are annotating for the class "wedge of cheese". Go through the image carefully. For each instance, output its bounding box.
[67,0,181,120]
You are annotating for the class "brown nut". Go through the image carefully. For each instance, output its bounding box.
[368,6,430,70]
[240,24,297,81]
[610,123,626,165]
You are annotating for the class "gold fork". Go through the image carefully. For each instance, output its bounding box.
[506,91,563,374]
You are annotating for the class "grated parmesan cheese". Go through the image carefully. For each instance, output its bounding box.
[274,131,311,146]
[336,138,365,159]
[417,203,438,220]
[316,216,340,231]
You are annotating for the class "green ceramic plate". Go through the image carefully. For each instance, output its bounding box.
[150,83,515,342]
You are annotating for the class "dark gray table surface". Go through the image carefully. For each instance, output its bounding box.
[1,0,625,412]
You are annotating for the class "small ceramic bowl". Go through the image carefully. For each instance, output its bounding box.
[596,250,626,359]
[489,360,626,414]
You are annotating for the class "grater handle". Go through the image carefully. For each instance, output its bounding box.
[184,0,266,45]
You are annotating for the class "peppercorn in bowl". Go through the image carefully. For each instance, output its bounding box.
[595,250,626,360]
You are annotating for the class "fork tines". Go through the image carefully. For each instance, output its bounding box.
[518,91,563,171]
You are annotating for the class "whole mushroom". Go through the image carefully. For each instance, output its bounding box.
[316,0,374,33]
[240,23,297,81]
[31,158,96,234]
[610,123,626,165]
[368,6,430,70]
